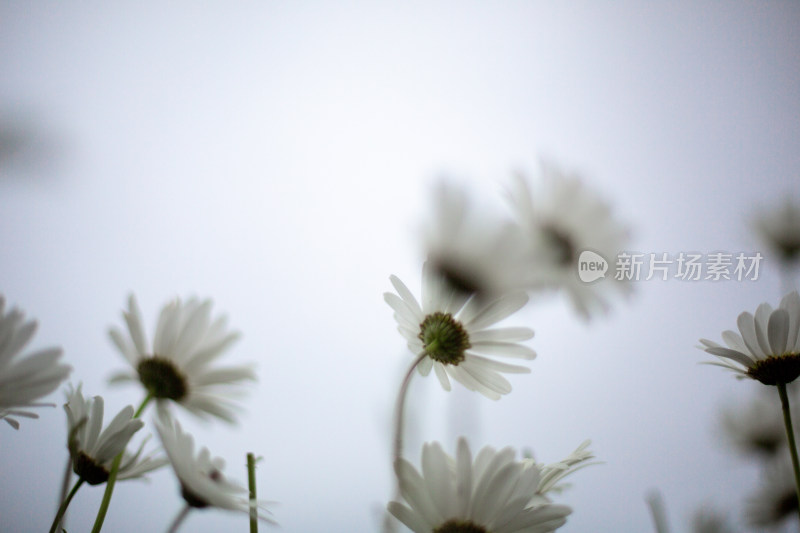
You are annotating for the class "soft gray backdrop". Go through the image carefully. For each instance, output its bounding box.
[1,2,799,531]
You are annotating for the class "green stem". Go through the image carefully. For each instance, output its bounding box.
[49,478,84,533]
[90,393,153,533]
[776,382,800,524]
[247,453,258,533]
[383,352,427,533]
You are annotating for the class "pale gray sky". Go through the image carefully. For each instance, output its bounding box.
[1,2,799,531]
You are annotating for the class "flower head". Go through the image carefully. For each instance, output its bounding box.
[156,414,276,523]
[0,296,71,429]
[64,383,166,484]
[424,180,528,302]
[385,263,535,400]
[388,438,572,533]
[753,197,800,264]
[699,291,800,385]
[508,162,631,319]
[109,295,255,423]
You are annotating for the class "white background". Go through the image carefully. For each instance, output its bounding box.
[1,2,799,531]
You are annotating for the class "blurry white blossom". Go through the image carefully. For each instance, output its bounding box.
[508,162,631,319]
[746,451,798,529]
[753,198,800,265]
[109,294,256,423]
[0,295,71,429]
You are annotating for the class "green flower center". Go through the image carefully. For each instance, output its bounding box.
[434,519,489,533]
[418,312,471,365]
[137,356,188,401]
[73,451,109,485]
[747,353,800,386]
[542,224,576,266]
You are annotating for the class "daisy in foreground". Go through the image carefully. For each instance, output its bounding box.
[109,294,256,423]
[507,162,630,320]
[388,438,573,533]
[50,384,166,533]
[699,290,800,522]
[156,414,276,531]
[385,262,536,401]
[0,295,71,429]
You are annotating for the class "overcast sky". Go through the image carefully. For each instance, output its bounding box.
[2,2,800,532]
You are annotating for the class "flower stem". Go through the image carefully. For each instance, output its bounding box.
[383,353,427,533]
[166,505,191,533]
[776,381,800,524]
[90,393,153,533]
[247,452,258,533]
[49,478,84,533]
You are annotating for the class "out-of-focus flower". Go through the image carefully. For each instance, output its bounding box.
[699,291,800,385]
[109,295,255,423]
[691,505,735,533]
[64,384,166,484]
[156,414,276,523]
[0,296,71,429]
[423,180,528,303]
[720,386,800,458]
[388,438,572,533]
[524,440,596,504]
[746,451,798,529]
[385,262,535,400]
[508,162,631,319]
[753,198,800,264]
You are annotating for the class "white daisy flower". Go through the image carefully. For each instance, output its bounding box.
[0,295,71,429]
[508,162,631,319]
[746,451,798,529]
[699,291,800,385]
[753,197,800,264]
[155,414,276,524]
[64,383,166,484]
[388,437,572,533]
[423,180,528,302]
[384,262,536,400]
[109,294,255,423]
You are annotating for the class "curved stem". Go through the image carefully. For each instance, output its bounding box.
[166,505,191,533]
[247,452,258,533]
[49,478,84,533]
[392,353,427,466]
[776,382,800,524]
[383,353,427,533]
[90,393,153,533]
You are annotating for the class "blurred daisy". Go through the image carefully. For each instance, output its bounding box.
[109,295,255,423]
[0,295,71,429]
[508,162,630,319]
[699,291,800,385]
[691,506,735,533]
[64,384,166,484]
[746,451,798,529]
[423,180,527,302]
[720,386,800,458]
[156,414,276,526]
[753,197,800,264]
[385,262,535,400]
[388,437,572,533]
